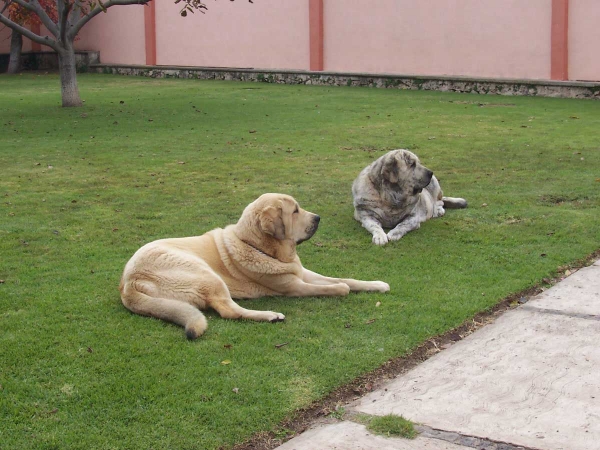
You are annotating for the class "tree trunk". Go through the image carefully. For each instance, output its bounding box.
[7,30,23,74]
[58,46,83,107]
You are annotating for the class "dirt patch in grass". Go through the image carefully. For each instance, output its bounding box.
[230,249,600,450]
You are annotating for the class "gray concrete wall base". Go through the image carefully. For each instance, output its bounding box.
[90,64,600,100]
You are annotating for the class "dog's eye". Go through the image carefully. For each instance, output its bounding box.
[410,161,417,168]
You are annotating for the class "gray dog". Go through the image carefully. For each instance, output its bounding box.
[352,149,467,245]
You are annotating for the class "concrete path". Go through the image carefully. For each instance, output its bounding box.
[277,260,600,450]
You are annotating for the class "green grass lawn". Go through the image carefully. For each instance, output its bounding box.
[1,73,599,449]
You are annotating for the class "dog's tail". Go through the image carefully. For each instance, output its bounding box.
[442,197,468,209]
[120,280,208,340]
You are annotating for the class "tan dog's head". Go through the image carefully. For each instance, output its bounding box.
[237,194,320,254]
[376,149,433,195]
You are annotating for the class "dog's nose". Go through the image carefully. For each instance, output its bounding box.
[314,215,321,224]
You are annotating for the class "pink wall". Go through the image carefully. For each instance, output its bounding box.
[324,0,552,80]
[569,0,600,81]
[3,1,600,82]
[154,0,308,69]
[74,4,146,65]
[0,26,12,54]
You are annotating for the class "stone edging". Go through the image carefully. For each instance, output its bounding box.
[90,64,600,100]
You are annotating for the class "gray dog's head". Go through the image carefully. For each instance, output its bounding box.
[373,149,433,195]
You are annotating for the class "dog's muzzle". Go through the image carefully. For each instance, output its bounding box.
[297,215,320,244]
[414,169,434,194]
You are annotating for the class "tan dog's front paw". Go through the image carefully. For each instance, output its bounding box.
[337,283,351,296]
[372,281,390,292]
[268,312,285,322]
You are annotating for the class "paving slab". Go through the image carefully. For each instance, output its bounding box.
[276,421,470,450]
[524,260,600,316]
[354,262,600,450]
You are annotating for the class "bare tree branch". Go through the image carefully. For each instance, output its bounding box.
[1,1,11,15]
[0,13,59,50]
[29,0,59,36]
[67,0,85,33]
[56,0,72,43]
[68,0,150,40]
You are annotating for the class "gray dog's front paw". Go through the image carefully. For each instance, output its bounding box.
[372,231,388,246]
[434,201,445,218]
[387,231,405,241]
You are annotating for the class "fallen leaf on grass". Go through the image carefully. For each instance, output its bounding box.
[221,360,231,365]
[375,302,381,307]
[232,387,239,394]
[223,344,232,349]
[249,130,257,133]
[365,319,376,325]
[274,342,288,349]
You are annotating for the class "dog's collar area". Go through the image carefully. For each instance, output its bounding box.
[241,239,276,260]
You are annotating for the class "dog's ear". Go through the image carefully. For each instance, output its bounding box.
[259,205,286,240]
[381,154,399,184]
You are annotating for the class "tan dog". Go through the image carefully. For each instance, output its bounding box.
[352,149,467,245]
[120,193,390,338]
